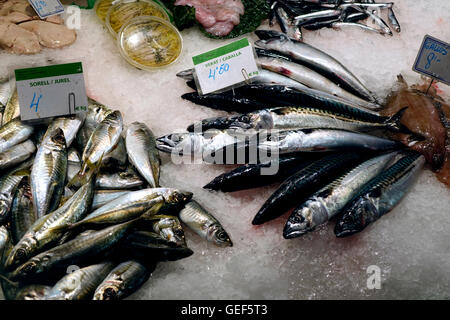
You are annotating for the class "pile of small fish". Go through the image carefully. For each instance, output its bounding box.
[0,85,232,300]
[168,30,426,240]
[266,0,401,40]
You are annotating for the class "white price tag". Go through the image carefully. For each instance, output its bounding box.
[15,62,88,122]
[192,38,260,95]
[28,0,64,19]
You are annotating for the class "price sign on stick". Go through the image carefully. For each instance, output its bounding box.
[15,62,88,122]
[192,38,260,95]
[413,35,450,87]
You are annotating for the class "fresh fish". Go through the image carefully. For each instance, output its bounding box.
[203,154,317,192]
[254,33,378,103]
[149,214,186,247]
[343,12,368,23]
[92,190,130,210]
[0,225,8,254]
[255,47,294,62]
[190,106,407,133]
[331,22,384,35]
[10,176,36,243]
[0,170,28,225]
[70,111,123,187]
[9,221,136,281]
[0,117,34,153]
[2,88,20,126]
[68,148,81,163]
[156,129,256,161]
[5,171,97,271]
[76,100,112,150]
[387,7,400,32]
[0,78,13,109]
[258,56,380,109]
[42,114,85,148]
[253,69,309,91]
[67,148,82,182]
[283,151,399,238]
[1,238,17,300]
[119,231,193,262]
[178,200,232,247]
[102,136,128,168]
[353,6,392,35]
[334,152,425,237]
[15,284,52,300]
[71,188,191,229]
[252,152,364,225]
[0,140,35,171]
[275,5,302,41]
[30,128,67,218]
[93,260,152,300]
[294,9,342,24]
[45,262,115,300]
[176,68,194,81]
[258,128,402,154]
[182,91,268,113]
[96,171,144,190]
[126,122,161,188]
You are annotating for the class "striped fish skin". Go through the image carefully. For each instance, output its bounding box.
[0,140,35,171]
[126,122,161,188]
[10,176,36,243]
[258,129,402,154]
[0,172,28,224]
[0,118,34,153]
[252,152,364,225]
[92,190,130,210]
[93,260,152,300]
[5,172,96,271]
[334,152,425,237]
[45,262,115,300]
[179,200,232,247]
[76,101,112,150]
[2,88,20,126]
[283,152,399,239]
[9,221,135,281]
[30,128,68,218]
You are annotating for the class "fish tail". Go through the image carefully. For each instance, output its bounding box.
[67,158,99,189]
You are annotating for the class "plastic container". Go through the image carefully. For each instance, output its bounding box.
[94,0,118,22]
[106,0,170,37]
[117,16,183,70]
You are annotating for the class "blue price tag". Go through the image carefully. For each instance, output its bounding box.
[28,0,64,19]
[413,35,450,85]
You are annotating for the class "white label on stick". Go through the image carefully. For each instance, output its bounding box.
[28,0,64,19]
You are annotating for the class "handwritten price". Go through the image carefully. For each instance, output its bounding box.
[208,63,230,81]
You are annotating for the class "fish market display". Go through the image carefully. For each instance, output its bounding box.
[267,0,401,39]
[0,0,76,54]
[0,94,232,300]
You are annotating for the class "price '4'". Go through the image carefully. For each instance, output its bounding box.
[209,63,230,81]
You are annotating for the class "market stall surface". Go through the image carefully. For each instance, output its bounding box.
[1,0,449,299]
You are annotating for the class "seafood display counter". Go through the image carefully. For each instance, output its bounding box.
[0,0,449,300]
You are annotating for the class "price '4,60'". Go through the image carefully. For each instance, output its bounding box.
[208,63,230,81]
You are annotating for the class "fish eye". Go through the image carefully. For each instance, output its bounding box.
[23,263,36,274]
[16,248,27,260]
[217,230,228,241]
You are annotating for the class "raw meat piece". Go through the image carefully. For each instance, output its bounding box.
[0,20,41,54]
[174,0,244,36]
[19,20,76,48]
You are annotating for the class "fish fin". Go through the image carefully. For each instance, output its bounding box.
[385,106,409,132]
[67,156,100,189]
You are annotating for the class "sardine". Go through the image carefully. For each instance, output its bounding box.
[92,190,130,210]
[258,56,380,109]
[9,221,136,281]
[252,152,364,225]
[10,176,36,243]
[76,101,112,150]
[125,122,161,188]
[96,171,144,190]
[45,262,115,300]
[5,170,97,271]
[149,215,186,247]
[189,106,407,133]
[275,6,302,41]
[14,284,51,300]
[0,171,28,224]
[334,152,425,237]
[284,151,399,238]
[203,154,317,192]
[42,114,85,148]
[0,117,34,153]
[93,260,152,300]
[70,111,123,187]
[258,128,402,154]
[30,128,67,218]
[0,140,35,171]
[102,136,128,168]
[178,200,232,247]
[2,88,20,126]
[119,231,193,262]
